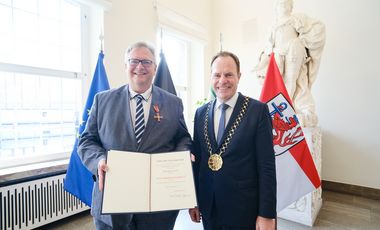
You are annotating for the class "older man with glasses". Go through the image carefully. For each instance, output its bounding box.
[78,41,192,230]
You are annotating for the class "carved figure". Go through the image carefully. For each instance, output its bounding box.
[255,0,326,127]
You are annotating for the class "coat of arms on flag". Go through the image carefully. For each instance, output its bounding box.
[268,93,303,155]
[260,53,321,212]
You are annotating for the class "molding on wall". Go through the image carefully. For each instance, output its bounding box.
[76,0,112,11]
[322,180,380,200]
[154,2,208,41]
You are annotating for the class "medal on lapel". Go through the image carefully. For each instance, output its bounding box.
[153,105,163,121]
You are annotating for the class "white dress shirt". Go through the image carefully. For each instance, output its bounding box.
[213,92,239,138]
[129,85,152,128]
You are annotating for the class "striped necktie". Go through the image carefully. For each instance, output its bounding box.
[135,94,145,144]
[217,103,229,144]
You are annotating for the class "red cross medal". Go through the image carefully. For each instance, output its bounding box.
[153,105,163,122]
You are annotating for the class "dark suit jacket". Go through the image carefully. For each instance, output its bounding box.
[192,93,276,227]
[78,85,192,225]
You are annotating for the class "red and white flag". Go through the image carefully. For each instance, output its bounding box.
[259,53,321,212]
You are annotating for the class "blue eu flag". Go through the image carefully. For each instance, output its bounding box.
[154,51,177,95]
[64,51,110,206]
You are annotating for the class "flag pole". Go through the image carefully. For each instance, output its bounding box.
[154,31,177,96]
[99,31,104,53]
[160,28,163,54]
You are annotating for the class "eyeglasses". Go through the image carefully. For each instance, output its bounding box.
[128,59,154,68]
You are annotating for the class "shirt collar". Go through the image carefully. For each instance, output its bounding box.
[129,85,152,101]
[215,92,239,110]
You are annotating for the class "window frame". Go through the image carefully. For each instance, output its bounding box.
[156,26,205,133]
[0,1,92,170]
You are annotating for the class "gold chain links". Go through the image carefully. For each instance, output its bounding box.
[203,96,250,157]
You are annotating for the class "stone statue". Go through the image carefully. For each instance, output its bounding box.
[255,0,326,127]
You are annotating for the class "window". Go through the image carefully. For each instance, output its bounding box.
[0,0,81,71]
[156,28,204,129]
[0,0,86,169]
[157,31,190,123]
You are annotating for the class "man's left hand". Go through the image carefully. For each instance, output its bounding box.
[256,216,276,230]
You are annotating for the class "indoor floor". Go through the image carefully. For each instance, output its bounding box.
[43,190,380,230]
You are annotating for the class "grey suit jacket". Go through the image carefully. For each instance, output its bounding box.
[78,85,192,224]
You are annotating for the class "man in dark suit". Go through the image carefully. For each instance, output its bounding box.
[189,51,276,229]
[78,41,192,229]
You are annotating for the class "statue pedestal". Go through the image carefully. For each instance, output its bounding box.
[278,126,322,226]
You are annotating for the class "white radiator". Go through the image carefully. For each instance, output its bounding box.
[0,174,89,230]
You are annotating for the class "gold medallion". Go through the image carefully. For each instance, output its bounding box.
[208,154,223,171]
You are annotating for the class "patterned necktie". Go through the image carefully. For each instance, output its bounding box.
[135,94,145,144]
[217,103,229,144]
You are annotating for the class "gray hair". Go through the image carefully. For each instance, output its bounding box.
[124,41,156,63]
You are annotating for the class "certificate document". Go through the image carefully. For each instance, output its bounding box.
[101,150,197,214]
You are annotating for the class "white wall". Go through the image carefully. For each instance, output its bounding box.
[103,0,212,94]
[306,0,380,189]
[103,0,157,88]
[211,0,380,189]
[102,0,380,189]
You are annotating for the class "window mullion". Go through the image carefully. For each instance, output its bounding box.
[0,62,80,79]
